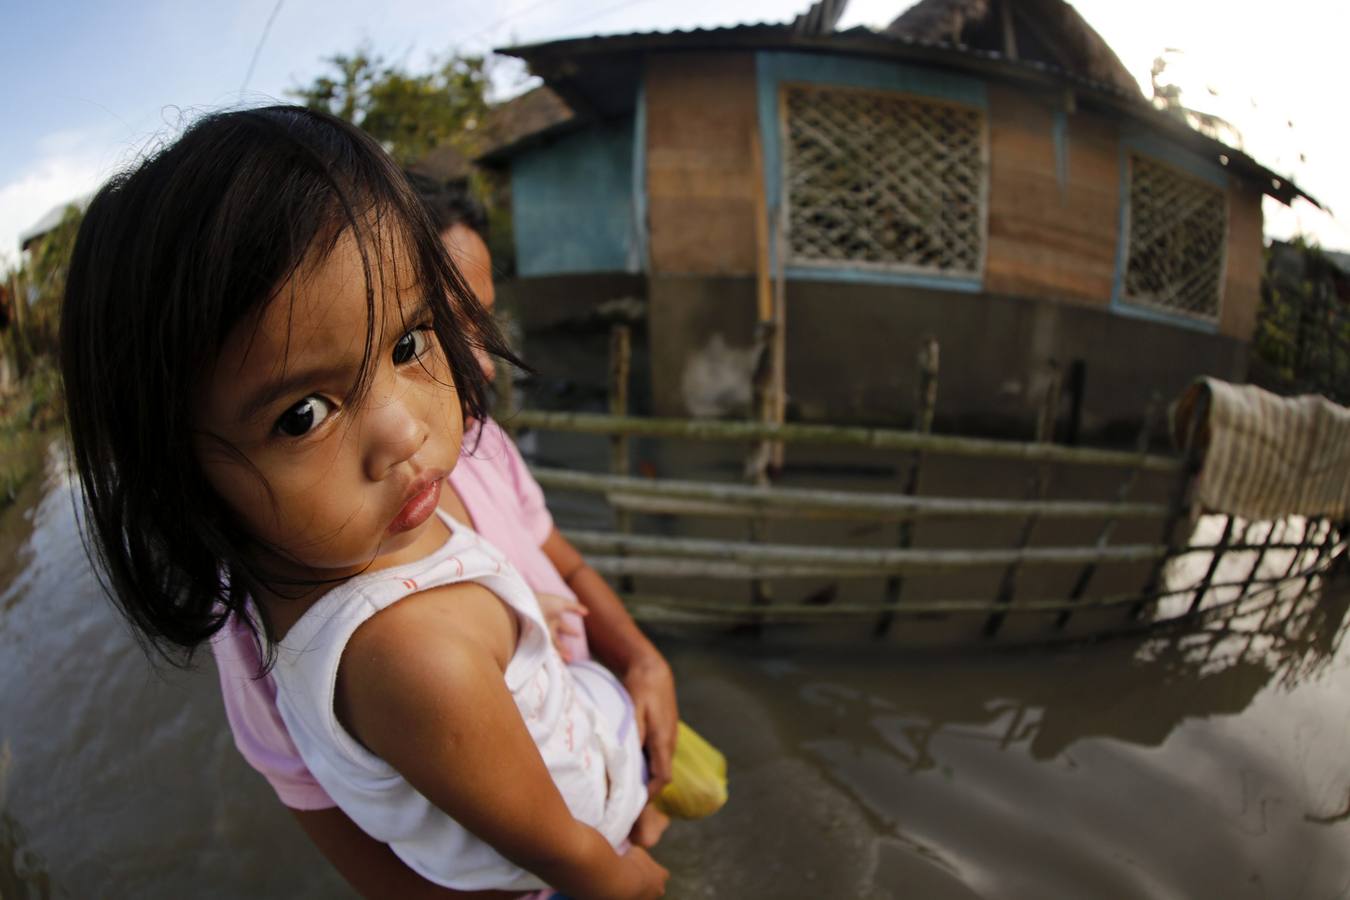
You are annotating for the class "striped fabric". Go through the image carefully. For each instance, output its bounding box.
[1175,378,1350,521]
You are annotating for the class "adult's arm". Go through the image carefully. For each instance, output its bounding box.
[539,528,679,794]
[291,807,519,900]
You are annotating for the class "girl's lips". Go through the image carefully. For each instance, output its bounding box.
[387,475,443,535]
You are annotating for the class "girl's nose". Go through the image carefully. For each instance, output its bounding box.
[363,386,428,480]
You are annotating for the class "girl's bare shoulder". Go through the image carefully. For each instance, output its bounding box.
[335,582,521,745]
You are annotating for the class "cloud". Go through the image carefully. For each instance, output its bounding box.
[0,132,112,270]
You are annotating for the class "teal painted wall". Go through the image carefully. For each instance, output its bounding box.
[511,116,639,277]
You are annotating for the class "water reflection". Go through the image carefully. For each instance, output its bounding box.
[3,453,1350,898]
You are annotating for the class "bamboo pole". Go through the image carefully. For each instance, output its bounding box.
[614,560,1338,622]
[566,530,1168,572]
[1185,513,1235,617]
[609,325,632,520]
[876,336,940,637]
[509,411,1183,472]
[747,123,776,620]
[1055,395,1160,630]
[1035,360,1063,444]
[985,361,1061,637]
[609,323,633,594]
[1133,388,1210,619]
[531,467,1168,521]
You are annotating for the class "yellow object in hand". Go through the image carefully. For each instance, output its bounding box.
[652,721,728,819]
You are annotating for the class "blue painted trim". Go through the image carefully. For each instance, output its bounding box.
[1052,109,1068,193]
[1109,296,1223,333]
[1109,135,1226,334]
[786,266,983,293]
[631,78,649,274]
[1120,131,1228,188]
[756,51,987,286]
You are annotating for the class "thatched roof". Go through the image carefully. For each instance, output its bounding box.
[888,0,1141,97]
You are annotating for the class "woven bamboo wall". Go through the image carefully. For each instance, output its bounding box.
[985,84,1119,306]
[644,52,758,275]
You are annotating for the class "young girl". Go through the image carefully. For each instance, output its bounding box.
[61,106,668,898]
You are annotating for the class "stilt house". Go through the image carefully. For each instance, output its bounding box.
[482,0,1317,438]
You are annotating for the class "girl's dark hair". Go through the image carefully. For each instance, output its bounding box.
[403,171,488,239]
[61,105,519,668]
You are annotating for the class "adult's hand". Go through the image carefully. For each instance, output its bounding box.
[539,528,681,798]
[623,650,678,796]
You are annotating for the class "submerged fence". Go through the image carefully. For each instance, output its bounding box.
[508,330,1349,645]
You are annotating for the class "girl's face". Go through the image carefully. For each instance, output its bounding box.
[195,229,463,581]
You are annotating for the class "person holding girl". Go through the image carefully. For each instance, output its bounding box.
[208,167,680,898]
[62,106,673,898]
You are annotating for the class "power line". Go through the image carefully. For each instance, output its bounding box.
[462,0,661,51]
[462,0,566,48]
[239,0,286,101]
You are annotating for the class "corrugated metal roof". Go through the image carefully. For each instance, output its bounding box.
[494,21,1319,209]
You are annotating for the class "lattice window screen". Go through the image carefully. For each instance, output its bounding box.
[1123,154,1226,321]
[782,84,985,277]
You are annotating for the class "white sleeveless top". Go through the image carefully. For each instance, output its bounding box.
[268,511,647,891]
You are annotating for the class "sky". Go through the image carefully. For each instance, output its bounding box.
[2,0,1348,270]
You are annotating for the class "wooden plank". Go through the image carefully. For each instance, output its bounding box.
[984,85,1120,304]
[1218,180,1264,341]
[645,52,758,275]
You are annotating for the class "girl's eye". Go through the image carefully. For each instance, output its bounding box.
[392,326,433,365]
[275,395,333,438]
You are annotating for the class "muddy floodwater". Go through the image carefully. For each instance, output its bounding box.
[2,445,1349,899]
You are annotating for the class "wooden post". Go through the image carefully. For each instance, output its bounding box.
[876,335,939,637]
[609,324,632,479]
[609,324,632,531]
[1036,359,1062,444]
[769,177,788,471]
[1063,359,1086,446]
[914,336,939,433]
[609,324,634,594]
[747,124,777,618]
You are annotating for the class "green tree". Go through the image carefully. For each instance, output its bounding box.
[289,47,491,165]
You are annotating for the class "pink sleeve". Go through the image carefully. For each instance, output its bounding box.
[210,614,336,811]
[482,418,555,545]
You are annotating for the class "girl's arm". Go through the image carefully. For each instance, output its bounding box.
[291,807,520,900]
[540,528,679,794]
[338,583,669,900]
[213,617,512,899]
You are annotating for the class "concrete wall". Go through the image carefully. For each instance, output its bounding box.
[648,274,1247,439]
[510,117,639,277]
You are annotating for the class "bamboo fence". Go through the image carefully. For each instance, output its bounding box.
[508,332,1348,644]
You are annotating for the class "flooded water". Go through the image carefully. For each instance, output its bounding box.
[3,443,1349,899]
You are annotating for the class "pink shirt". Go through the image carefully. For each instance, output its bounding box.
[211,419,588,810]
